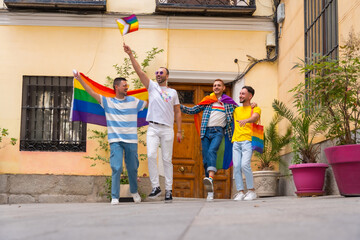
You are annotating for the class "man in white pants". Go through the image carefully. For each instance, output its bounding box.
[124,44,182,203]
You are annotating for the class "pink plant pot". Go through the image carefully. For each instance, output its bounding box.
[324,144,360,196]
[289,163,328,196]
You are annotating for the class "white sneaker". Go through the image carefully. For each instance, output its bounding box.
[233,191,245,201]
[203,177,214,192]
[206,192,214,201]
[131,192,141,204]
[244,190,257,201]
[111,198,119,205]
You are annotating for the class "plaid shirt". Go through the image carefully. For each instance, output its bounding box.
[180,103,236,141]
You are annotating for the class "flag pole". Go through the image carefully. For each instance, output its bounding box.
[121,34,126,44]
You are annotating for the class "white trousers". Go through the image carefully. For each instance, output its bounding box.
[147,123,174,191]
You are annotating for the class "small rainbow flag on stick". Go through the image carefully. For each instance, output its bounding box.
[116,14,139,35]
[70,72,148,127]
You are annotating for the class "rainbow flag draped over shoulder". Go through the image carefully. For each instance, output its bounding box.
[116,14,139,35]
[195,93,238,170]
[70,72,148,127]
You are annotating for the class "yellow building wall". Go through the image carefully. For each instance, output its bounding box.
[0,24,277,176]
[0,0,278,176]
[107,0,155,14]
[0,25,167,176]
[277,0,360,151]
[253,0,275,16]
[277,0,304,111]
[338,0,360,45]
[276,0,304,151]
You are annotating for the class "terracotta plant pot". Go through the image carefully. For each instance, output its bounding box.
[324,144,360,196]
[289,163,328,197]
[253,171,279,197]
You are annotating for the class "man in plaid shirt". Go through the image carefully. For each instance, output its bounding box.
[180,79,237,201]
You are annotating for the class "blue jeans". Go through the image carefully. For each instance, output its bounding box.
[201,126,224,177]
[110,142,139,199]
[232,141,254,191]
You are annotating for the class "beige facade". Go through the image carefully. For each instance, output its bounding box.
[0,0,277,177]
[277,0,360,147]
[2,0,358,179]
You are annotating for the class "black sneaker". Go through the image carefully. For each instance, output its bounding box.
[148,187,161,199]
[165,190,173,203]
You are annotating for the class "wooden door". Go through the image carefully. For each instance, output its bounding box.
[170,83,233,199]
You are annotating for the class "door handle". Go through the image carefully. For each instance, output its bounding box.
[178,166,185,173]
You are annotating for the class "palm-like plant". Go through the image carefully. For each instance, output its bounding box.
[254,114,292,170]
[272,99,324,164]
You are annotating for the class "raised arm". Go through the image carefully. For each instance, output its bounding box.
[123,44,150,89]
[73,70,101,103]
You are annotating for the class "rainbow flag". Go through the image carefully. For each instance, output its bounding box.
[70,72,148,127]
[251,123,264,153]
[194,93,238,170]
[116,14,139,35]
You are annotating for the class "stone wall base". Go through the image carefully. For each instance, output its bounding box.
[0,174,160,204]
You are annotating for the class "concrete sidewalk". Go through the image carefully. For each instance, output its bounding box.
[1,195,359,240]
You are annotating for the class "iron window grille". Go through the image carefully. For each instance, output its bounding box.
[156,0,256,15]
[304,0,338,101]
[20,76,86,152]
[304,0,338,66]
[4,0,106,11]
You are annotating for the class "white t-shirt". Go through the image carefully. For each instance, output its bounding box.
[146,80,180,127]
[207,101,226,127]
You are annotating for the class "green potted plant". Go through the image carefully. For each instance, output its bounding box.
[272,98,328,197]
[253,114,292,197]
[293,31,360,196]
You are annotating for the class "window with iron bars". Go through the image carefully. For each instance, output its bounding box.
[20,76,86,152]
[304,0,338,67]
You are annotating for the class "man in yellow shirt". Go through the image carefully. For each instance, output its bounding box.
[232,86,261,201]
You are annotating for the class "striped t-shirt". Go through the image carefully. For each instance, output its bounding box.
[207,101,226,127]
[100,95,146,144]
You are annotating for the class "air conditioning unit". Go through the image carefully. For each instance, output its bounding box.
[277,3,285,23]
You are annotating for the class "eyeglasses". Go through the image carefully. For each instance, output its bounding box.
[155,71,164,75]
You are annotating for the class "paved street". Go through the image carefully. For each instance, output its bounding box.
[1,195,359,240]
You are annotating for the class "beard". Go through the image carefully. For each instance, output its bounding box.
[240,99,245,103]
[157,76,166,84]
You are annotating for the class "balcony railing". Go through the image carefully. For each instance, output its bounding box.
[4,0,106,11]
[156,0,256,15]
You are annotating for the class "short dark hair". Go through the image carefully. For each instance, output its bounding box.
[242,86,255,96]
[214,79,225,86]
[160,67,169,76]
[113,77,127,90]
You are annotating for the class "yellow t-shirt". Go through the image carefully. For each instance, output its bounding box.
[232,106,261,142]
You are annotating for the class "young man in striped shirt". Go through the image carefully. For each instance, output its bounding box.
[73,72,146,205]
